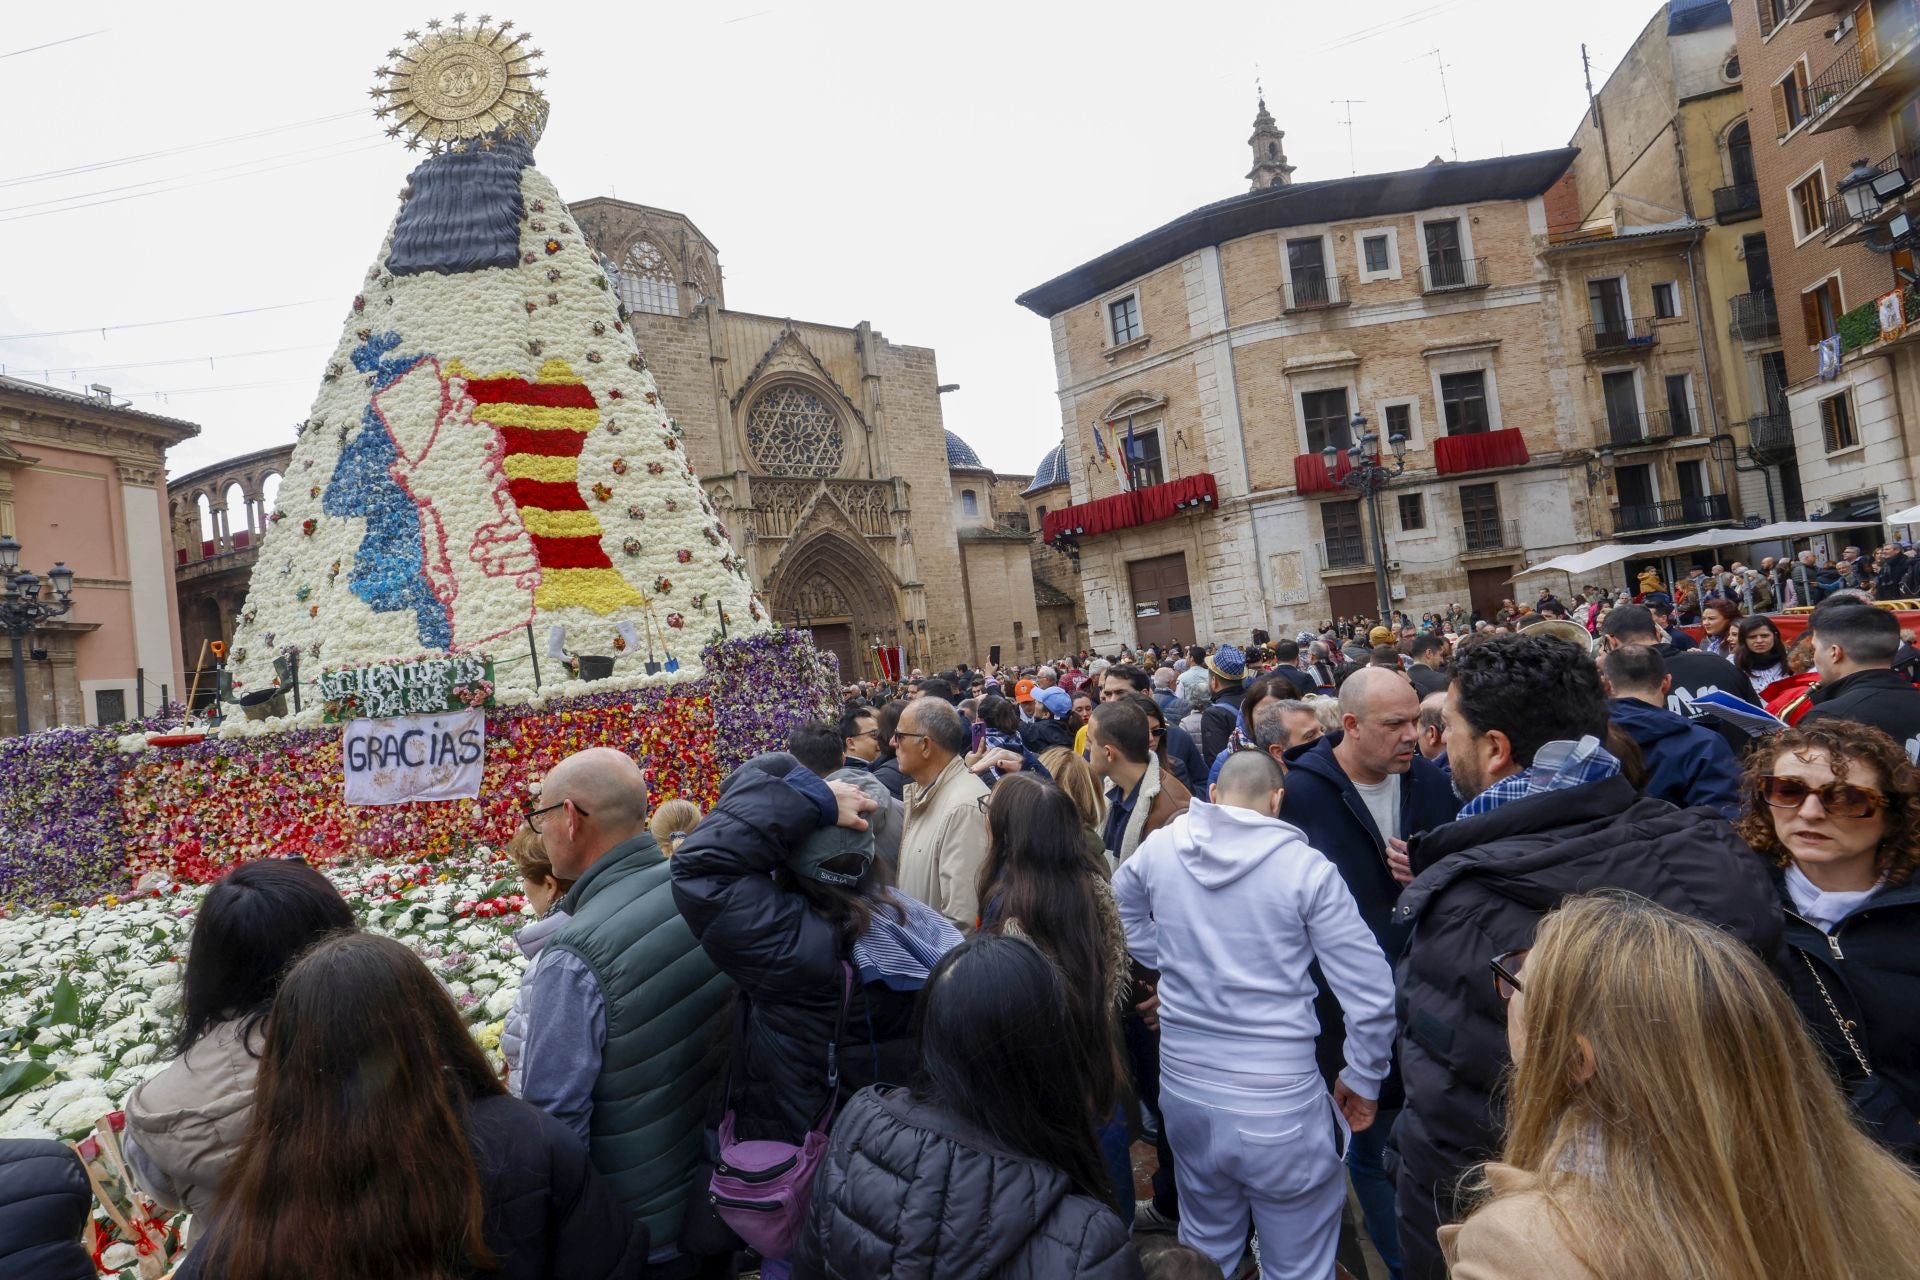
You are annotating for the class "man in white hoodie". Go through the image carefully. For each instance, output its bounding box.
[1113,749,1395,1280]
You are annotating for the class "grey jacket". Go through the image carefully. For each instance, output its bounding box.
[123,1019,261,1217]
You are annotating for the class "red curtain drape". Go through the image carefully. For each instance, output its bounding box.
[1293,452,1354,493]
[1434,428,1529,476]
[1043,473,1219,543]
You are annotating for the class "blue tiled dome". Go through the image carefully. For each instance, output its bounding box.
[1022,444,1070,496]
[945,430,985,469]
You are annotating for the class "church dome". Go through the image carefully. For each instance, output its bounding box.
[1022,444,1069,496]
[945,430,986,470]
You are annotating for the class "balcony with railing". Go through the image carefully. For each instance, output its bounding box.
[1728,290,1779,341]
[1712,181,1761,224]
[1613,493,1731,533]
[1420,256,1490,293]
[1282,272,1350,312]
[1603,409,1697,448]
[1463,517,1521,555]
[1779,0,1857,24]
[1582,317,1659,358]
[1746,411,1796,466]
[1806,8,1920,133]
[1317,538,1370,572]
[1432,428,1531,476]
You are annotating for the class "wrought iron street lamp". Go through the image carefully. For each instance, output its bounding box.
[0,536,76,736]
[1322,414,1409,624]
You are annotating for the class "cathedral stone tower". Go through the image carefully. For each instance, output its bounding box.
[1247,98,1296,191]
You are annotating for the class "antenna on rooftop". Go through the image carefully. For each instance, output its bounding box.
[1428,47,1459,162]
[1330,99,1366,175]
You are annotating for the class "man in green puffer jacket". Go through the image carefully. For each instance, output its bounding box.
[518,746,733,1278]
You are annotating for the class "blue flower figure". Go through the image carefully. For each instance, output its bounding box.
[323,331,450,650]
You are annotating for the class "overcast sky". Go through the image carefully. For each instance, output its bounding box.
[1,0,1671,481]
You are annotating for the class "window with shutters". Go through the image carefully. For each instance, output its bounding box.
[1790,169,1828,241]
[1756,0,1792,37]
[1459,483,1504,551]
[1801,276,1845,343]
[1820,392,1858,454]
[1321,500,1366,567]
[1666,374,1695,436]
[1440,371,1491,435]
[1772,61,1810,138]
[1302,388,1355,455]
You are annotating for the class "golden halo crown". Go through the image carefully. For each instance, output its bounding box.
[371,14,549,155]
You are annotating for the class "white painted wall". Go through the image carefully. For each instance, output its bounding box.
[120,478,177,692]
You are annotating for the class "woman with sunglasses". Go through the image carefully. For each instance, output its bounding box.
[1448,893,1920,1279]
[1739,720,1920,1166]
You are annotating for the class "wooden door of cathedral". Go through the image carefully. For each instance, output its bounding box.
[1127,553,1191,651]
[807,624,858,682]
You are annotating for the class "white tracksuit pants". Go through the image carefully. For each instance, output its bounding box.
[1159,1057,1349,1280]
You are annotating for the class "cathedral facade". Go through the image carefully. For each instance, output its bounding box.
[573,197,1071,676]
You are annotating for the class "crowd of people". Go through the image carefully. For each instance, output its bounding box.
[10,583,1920,1279]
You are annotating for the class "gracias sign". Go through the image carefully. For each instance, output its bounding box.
[341,707,486,805]
[316,654,494,722]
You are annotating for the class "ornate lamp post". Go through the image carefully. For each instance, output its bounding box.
[1322,414,1408,625]
[0,536,76,736]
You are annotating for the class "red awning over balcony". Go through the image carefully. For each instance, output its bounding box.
[1042,473,1219,544]
[1294,452,1355,494]
[1434,428,1530,476]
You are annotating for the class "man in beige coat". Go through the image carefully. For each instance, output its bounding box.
[892,696,990,928]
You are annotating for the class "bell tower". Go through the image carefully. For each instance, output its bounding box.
[1247,98,1296,191]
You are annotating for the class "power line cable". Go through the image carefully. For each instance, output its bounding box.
[0,138,388,224]
[0,134,383,214]
[3,344,318,380]
[0,299,331,343]
[0,29,107,59]
[0,110,364,188]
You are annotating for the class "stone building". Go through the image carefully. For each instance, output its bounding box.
[0,376,195,732]
[1017,112,1596,645]
[1729,0,1920,532]
[1548,0,1802,540]
[571,197,1054,674]
[167,442,292,704]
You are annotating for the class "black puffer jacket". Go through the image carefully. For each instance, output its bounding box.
[671,768,921,1143]
[1395,775,1783,1213]
[1802,667,1920,758]
[1778,870,1920,1165]
[1200,682,1246,761]
[178,1095,646,1280]
[0,1141,94,1280]
[793,1088,1142,1280]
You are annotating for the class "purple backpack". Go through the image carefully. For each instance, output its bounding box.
[708,963,852,1259]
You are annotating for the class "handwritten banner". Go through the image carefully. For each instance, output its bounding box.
[316,654,493,722]
[342,707,486,806]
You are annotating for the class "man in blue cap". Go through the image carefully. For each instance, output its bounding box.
[1200,643,1248,761]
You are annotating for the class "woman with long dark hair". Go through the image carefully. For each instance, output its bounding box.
[671,755,963,1277]
[124,859,354,1217]
[1731,614,1790,692]
[795,935,1141,1278]
[174,933,643,1280]
[977,772,1130,1217]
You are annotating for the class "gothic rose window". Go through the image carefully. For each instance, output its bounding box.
[618,239,680,316]
[746,385,845,477]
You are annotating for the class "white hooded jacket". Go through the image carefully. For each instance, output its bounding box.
[1112,798,1395,1097]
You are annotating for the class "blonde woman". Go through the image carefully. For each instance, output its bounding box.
[1443,892,1920,1280]
[1040,746,1108,859]
[647,796,700,854]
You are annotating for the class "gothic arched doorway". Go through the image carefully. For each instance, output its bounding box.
[766,529,904,684]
